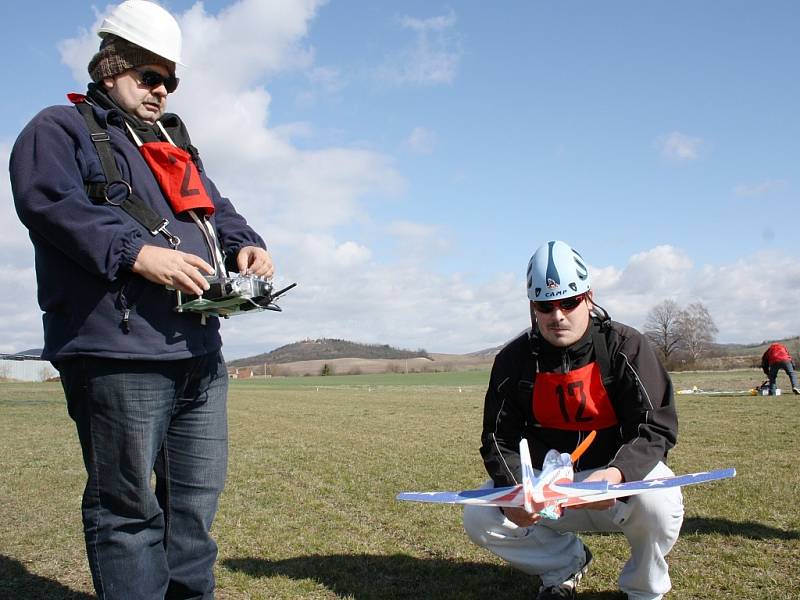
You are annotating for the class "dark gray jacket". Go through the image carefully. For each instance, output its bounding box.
[480,317,678,485]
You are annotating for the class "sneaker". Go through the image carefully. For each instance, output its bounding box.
[793,387,800,395]
[535,545,593,599]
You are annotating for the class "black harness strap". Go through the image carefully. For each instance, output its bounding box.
[76,102,180,248]
[590,323,615,387]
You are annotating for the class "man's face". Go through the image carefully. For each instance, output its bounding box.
[530,292,592,347]
[103,64,172,123]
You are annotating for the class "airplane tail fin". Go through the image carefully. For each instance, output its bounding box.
[520,438,535,513]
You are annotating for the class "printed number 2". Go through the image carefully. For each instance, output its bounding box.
[555,381,592,423]
[180,163,200,197]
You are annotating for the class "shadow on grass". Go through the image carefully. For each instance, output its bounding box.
[224,554,625,599]
[0,555,93,600]
[682,516,799,540]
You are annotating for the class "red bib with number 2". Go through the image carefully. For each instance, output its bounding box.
[532,362,618,431]
[139,143,215,216]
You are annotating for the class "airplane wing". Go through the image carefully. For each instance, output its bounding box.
[396,469,736,510]
[396,484,523,507]
[397,429,736,514]
[551,468,737,508]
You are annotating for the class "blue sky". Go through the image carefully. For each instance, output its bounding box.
[2,1,798,359]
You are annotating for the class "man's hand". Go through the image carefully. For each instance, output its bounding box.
[573,466,624,511]
[132,245,214,295]
[501,506,542,527]
[236,246,273,278]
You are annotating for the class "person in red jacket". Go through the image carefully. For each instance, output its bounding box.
[761,343,800,395]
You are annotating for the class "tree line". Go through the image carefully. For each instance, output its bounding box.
[642,300,719,369]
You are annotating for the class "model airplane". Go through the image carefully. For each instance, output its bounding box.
[397,431,736,520]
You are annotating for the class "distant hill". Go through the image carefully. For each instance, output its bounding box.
[695,336,800,370]
[707,336,800,356]
[225,334,800,376]
[228,338,429,367]
[467,345,504,358]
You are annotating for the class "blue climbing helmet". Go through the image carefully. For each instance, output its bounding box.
[526,240,591,301]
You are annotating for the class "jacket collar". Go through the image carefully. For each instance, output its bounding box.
[528,317,598,359]
[85,83,164,144]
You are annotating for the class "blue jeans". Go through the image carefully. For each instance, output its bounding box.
[768,361,798,393]
[57,352,228,599]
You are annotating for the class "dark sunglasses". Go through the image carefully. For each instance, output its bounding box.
[133,69,180,93]
[532,293,587,314]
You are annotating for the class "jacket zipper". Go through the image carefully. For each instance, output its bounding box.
[119,281,132,334]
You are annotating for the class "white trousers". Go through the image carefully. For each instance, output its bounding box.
[462,462,684,600]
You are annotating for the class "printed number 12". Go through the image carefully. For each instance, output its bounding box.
[555,381,592,423]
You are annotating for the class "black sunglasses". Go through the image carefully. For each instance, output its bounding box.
[532,293,587,314]
[133,69,180,93]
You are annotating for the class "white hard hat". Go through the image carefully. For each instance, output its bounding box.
[526,240,591,301]
[98,1,184,65]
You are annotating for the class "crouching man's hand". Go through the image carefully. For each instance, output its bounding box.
[501,506,542,527]
[573,466,624,511]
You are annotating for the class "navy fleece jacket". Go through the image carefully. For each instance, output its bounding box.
[10,100,265,360]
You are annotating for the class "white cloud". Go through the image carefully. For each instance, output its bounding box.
[400,12,457,33]
[307,65,345,93]
[616,245,694,295]
[377,10,461,86]
[405,126,436,154]
[693,254,800,342]
[333,240,371,267]
[179,0,320,86]
[593,245,799,344]
[0,142,33,256]
[0,264,41,353]
[217,251,528,358]
[292,65,346,109]
[2,135,45,353]
[387,220,437,238]
[168,3,405,233]
[3,0,403,353]
[2,140,71,353]
[271,121,314,142]
[384,220,450,264]
[57,7,104,84]
[4,2,798,360]
[656,131,705,162]
[733,179,788,197]
[56,0,405,235]
[592,245,693,329]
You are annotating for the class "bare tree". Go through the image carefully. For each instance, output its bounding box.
[676,302,719,363]
[643,300,683,361]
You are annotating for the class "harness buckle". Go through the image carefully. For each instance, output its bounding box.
[151,220,181,249]
[103,180,132,206]
[90,132,110,142]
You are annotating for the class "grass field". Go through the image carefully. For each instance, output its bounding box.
[1,368,798,599]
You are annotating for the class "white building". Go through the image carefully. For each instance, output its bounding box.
[0,354,57,382]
